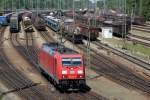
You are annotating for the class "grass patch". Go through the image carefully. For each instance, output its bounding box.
[126,43,150,56]
[102,37,150,56]
[130,30,150,38]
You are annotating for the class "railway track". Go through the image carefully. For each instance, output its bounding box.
[38,30,108,100]
[0,27,6,43]
[128,34,150,41]
[145,22,150,26]
[11,32,69,100]
[0,51,44,100]
[6,27,108,99]
[127,34,150,47]
[132,25,150,33]
[0,27,108,100]
[77,43,150,95]
[40,31,56,42]
[11,33,59,100]
[43,28,150,95]
[0,28,52,100]
[0,27,32,99]
[92,41,150,71]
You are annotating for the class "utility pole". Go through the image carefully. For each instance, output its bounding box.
[139,0,142,16]
[58,0,63,45]
[31,0,33,10]
[87,17,91,70]
[36,0,38,15]
[3,0,6,14]
[73,0,75,46]
[131,7,134,33]
[122,0,127,50]
[103,0,106,12]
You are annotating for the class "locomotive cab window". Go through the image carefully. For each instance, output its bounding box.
[62,58,82,66]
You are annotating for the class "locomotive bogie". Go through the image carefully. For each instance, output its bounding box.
[31,14,46,31]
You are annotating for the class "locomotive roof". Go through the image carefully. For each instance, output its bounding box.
[43,42,78,54]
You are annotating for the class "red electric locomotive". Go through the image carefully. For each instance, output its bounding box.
[38,42,86,90]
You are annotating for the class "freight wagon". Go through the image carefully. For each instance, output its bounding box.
[78,17,101,40]
[44,16,83,43]
[65,12,101,40]
[35,17,46,31]
[38,42,86,90]
[78,24,100,40]
[62,18,83,43]
[132,16,146,25]
[103,20,130,37]
[100,9,146,25]
[32,14,46,31]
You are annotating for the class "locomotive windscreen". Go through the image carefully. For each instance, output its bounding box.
[62,58,82,66]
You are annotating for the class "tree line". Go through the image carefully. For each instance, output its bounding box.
[0,0,150,20]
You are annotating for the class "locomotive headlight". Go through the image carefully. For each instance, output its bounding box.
[78,70,83,74]
[62,70,67,74]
